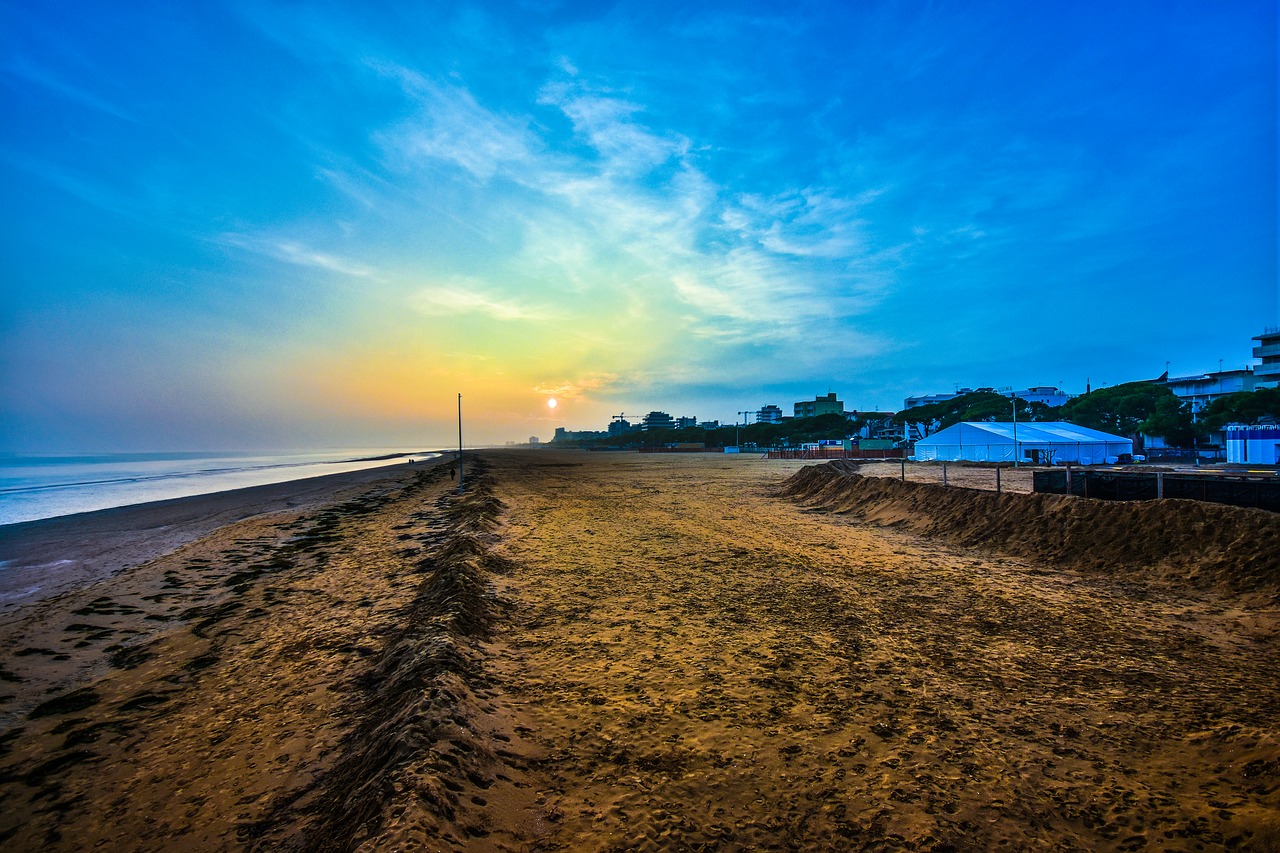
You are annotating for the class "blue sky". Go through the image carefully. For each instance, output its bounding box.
[2,1,1276,450]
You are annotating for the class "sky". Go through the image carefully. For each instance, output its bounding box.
[1,1,1276,451]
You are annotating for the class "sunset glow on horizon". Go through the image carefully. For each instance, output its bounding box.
[2,2,1275,452]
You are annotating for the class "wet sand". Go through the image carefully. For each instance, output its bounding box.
[0,460,440,613]
[1,450,1277,850]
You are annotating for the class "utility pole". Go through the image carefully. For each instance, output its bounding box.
[1011,394,1019,468]
[457,392,464,494]
[736,410,752,449]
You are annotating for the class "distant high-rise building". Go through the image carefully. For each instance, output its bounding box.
[1254,327,1280,387]
[794,393,845,418]
[1162,369,1260,417]
[756,405,783,424]
[642,411,675,431]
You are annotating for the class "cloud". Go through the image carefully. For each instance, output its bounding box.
[2,54,137,122]
[214,22,911,391]
[372,61,536,181]
[532,373,620,402]
[217,232,379,279]
[539,82,687,176]
[409,280,551,321]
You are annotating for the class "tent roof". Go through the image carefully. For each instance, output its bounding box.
[916,421,1130,445]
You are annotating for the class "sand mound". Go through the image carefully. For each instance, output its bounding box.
[781,461,1280,601]
[245,459,513,851]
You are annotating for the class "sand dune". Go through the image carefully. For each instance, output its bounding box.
[1,450,1277,850]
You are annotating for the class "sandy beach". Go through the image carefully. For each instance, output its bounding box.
[1,450,1277,851]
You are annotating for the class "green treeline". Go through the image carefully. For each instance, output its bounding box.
[559,386,1280,450]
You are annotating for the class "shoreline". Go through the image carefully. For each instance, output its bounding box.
[0,455,449,615]
[0,450,444,527]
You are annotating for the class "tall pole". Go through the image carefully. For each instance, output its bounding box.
[457,392,464,494]
[1012,394,1019,468]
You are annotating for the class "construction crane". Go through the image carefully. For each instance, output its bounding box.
[735,410,753,449]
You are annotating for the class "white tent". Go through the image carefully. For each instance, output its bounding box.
[913,422,1132,465]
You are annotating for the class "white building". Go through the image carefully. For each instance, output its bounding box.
[1010,386,1072,408]
[755,405,783,424]
[913,422,1132,465]
[904,386,1073,410]
[1164,369,1260,417]
[1254,327,1280,387]
[904,388,976,409]
[1225,425,1280,465]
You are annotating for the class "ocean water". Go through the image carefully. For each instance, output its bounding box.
[0,449,440,526]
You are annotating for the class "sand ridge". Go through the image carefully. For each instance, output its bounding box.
[0,463,461,848]
[782,461,1280,601]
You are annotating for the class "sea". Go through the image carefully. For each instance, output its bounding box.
[0,449,441,526]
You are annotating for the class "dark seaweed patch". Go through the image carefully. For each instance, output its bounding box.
[106,643,155,670]
[28,689,102,720]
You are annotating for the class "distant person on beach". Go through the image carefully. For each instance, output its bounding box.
[450,465,456,480]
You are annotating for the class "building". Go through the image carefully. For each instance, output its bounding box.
[1253,327,1280,387]
[913,422,1132,465]
[698,420,721,429]
[529,436,539,446]
[1010,386,1072,408]
[607,418,634,436]
[904,389,972,409]
[553,427,608,442]
[756,405,783,424]
[1162,369,1261,418]
[794,393,845,418]
[906,386,1070,410]
[674,416,698,430]
[1225,424,1280,464]
[850,411,896,440]
[642,411,675,431]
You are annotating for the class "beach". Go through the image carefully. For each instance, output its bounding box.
[1,450,1277,850]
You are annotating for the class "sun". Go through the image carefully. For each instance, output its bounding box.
[547,398,557,409]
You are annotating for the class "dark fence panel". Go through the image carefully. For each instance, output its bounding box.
[1034,470,1280,512]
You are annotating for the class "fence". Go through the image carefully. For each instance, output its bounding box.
[766,448,906,460]
[1033,470,1280,512]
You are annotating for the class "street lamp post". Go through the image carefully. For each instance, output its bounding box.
[457,392,464,494]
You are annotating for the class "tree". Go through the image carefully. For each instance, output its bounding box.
[1060,381,1195,446]
[892,391,1040,434]
[575,412,862,450]
[1198,387,1280,432]
[1141,395,1198,447]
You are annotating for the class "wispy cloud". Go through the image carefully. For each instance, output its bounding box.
[533,373,620,402]
[372,61,536,181]
[410,280,551,321]
[217,232,379,279]
[2,54,137,123]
